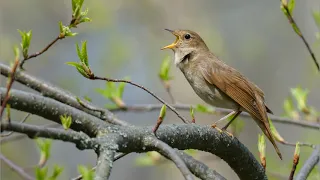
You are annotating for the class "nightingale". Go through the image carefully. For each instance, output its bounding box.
[161,29,282,160]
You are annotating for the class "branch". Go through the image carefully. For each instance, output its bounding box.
[0,88,106,135]
[175,150,226,180]
[142,136,194,180]
[91,75,190,124]
[0,63,128,126]
[280,0,320,71]
[94,148,116,180]
[110,124,267,180]
[0,121,96,150]
[112,103,320,130]
[1,113,30,137]
[295,146,320,180]
[0,153,35,180]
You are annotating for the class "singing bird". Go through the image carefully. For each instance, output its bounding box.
[161,29,282,159]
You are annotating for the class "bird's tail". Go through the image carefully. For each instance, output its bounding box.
[255,117,282,160]
[253,92,282,160]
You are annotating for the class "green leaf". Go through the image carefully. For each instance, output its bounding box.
[159,105,166,119]
[18,29,32,58]
[290,87,309,112]
[159,56,172,81]
[258,134,266,157]
[81,41,88,66]
[283,96,298,118]
[269,118,285,142]
[66,62,90,78]
[48,165,64,180]
[35,167,48,180]
[95,88,112,99]
[83,95,92,102]
[78,165,94,180]
[80,17,92,23]
[76,43,81,60]
[104,104,119,110]
[288,0,295,15]
[190,106,195,120]
[58,21,64,34]
[135,154,156,166]
[194,104,215,113]
[36,139,52,160]
[312,11,320,29]
[66,61,82,69]
[60,114,72,130]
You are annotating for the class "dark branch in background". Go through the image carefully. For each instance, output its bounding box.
[175,150,226,180]
[19,35,64,69]
[295,146,320,180]
[142,136,194,180]
[280,0,320,71]
[0,56,19,120]
[1,113,30,137]
[91,75,191,124]
[0,88,106,136]
[111,103,320,130]
[94,148,116,180]
[0,63,129,126]
[0,153,35,180]
[1,121,97,150]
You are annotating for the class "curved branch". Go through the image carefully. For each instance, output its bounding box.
[108,124,267,180]
[142,136,194,180]
[0,63,128,126]
[1,121,96,150]
[176,150,226,180]
[295,146,320,180]
[0,88,105,136]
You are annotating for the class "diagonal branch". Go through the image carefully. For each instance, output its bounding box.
[295,146,320,180]
[1,121,97,150]
[0,153,35,180]
[0,88,106,136]
[0,62,128,126]
[142,136,194,180]
[175,150,226,180]
[94,148,116,180]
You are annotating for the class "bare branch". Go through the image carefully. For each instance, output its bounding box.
[1,121,96,150]
[91,75,191,124]
[296,146,320,180]
[142,136,194,180]
[0,63,128,126]
[94,148,116,180]
[0,153,35,180]
[112,103,320,130]
[176,150,226,180]
[0,88,106,135]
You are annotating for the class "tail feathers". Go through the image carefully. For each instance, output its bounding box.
[256,119,282,160]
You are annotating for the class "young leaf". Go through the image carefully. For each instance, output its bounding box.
[258,134,266,158]
[190,106,195,123]
[159,105,166,119]
[48,165,64,180]
[268,118,285,142]
[159,56,172,81]
[78,165,94,180]
[288,0,295,15]
[290,87,309,112]
[35,167,48,180]
[60,114,72,130]
[81,41,88,66]
[312,11,320,29]
[194,104,215,113]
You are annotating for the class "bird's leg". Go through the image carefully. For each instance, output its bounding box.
[221,110,242,131]
[211,110,241,137]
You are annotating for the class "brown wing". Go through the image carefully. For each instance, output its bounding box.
[200,62,282,159]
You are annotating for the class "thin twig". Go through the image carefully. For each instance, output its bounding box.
[289,150,300,180]
[91,76,190,124]
[1,113,30,137]
[142,136,194,180]
[280,0,320,71]
[295,146,320,180]
[160,80,176,103]
[0,153,35,180]
[19,35,64,69]
[0,57,19,120]
[76,98,105,118]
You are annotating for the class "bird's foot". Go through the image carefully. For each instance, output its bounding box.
[211,124,234,138]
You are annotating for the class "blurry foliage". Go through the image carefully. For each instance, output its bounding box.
[78,165,94,180]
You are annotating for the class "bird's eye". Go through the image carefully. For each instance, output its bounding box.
[184,34,191,40]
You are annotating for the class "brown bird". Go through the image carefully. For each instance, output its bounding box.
[161,29,282,159]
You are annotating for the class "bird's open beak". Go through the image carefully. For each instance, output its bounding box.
[161,29,179,50]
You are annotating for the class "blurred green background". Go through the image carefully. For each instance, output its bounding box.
[0,0,319,179]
